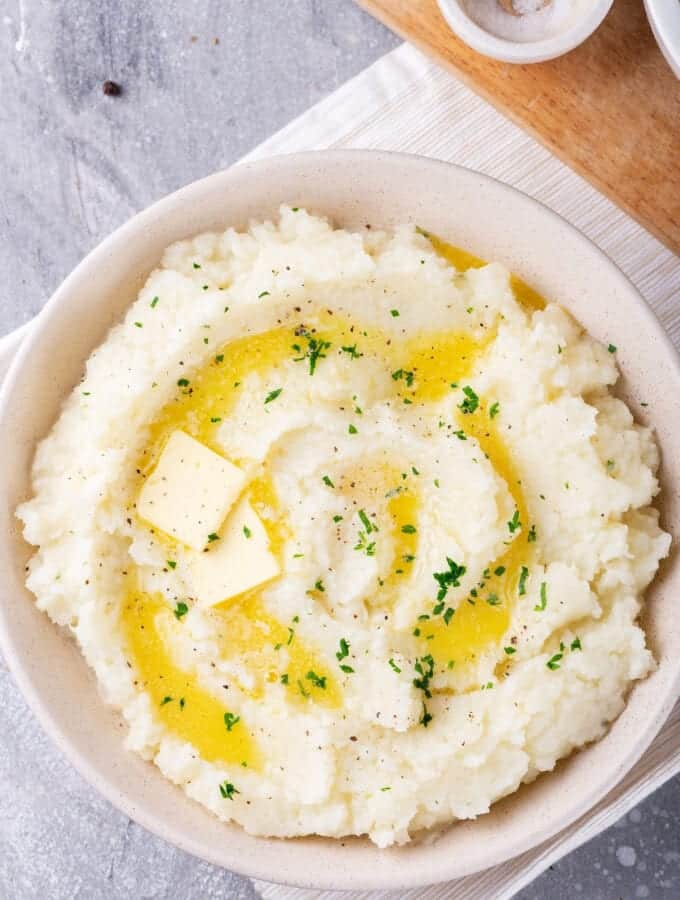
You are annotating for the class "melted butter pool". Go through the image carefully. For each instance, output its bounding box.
[125,230,549,751]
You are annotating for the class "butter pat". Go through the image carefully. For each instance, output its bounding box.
[189,497,280,606]
[137,430,245,549]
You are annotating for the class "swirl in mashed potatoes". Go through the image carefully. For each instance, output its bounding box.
[18,208,670,846]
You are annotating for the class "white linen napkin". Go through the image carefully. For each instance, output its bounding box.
[1,41,678,900]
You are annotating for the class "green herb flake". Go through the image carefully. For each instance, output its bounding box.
[207,533,220,543]
[305,670,327,689]
[150,296,159,308]
[134,321,143,328]
[258,291,270,298]
[292,328,331,375]
[280,673,289,684]
[243,525,252,539]
[494,565,506,576]
[388,658,402,674]
[160,696,173,706]
[348,424,358,434]
[219,781,239,800]
[177,378,190,387]
[332,515,343,523]
[174,601,189,620]
[433,557,466,601]
[264,387,283,404]
[507,509,521,534]
[192,262,202,270]
[210,416,222,423]
[527,524,537,543]
[458,385,479,415]
[224,712,240,731]
[166,560,177,570]
[535,581,548,612]
[571,636,582,651]
[341,344,362,359]
[215,354,224,363]
[608,343,617,353]
[322,475,335,488]
[401,524,417,535]
[518,566,529,596]
[390,309,400,317]
[504,646,516,655]
[546,652,563,670]
[489,401,500,419]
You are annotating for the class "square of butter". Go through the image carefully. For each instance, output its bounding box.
[189,497,280,606]
[137,430,245,550]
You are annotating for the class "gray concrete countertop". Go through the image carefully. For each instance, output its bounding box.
[1,2,677,897]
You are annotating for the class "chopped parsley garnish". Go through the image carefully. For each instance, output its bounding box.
[458,386,479,415]
[297,679,310,698]
[494,565,506,576]
[242,525,252,539]
[390,309,400,317]
[207,533,220,542]
[314,579,325,592]
[160,696,173,706]
[413,654,435,698]
[134,321,143,328]
[527,524,537,542]
[322,474,335,488]
[292,328,331,375]
[571,636,582,651]
[174,601,189,620]
[354,530,376,556]
[348,424,358,434]
[179,697,186,710]
[258,291,270,298]
[166,560,177,569]
[219,781,239,800]
[358,509,377,534]
[443,607,455,625]
[518,565,529,596]
[380,786,391,792]
[215,354,224,363]
[433,557,466,601]
[504,646,516,655]
[224,712,240,731]
[486,594,501,606]
[606,459,615,471]
[489,401,500,419]
[546,652,563,670]
[210,416,222,423]
[391,368,415,387]
[341,344,362,359]
[388,657,402,674]
[507,509,521,534]
[420,704,433,727]
[305,670,327,689]
[264,387,283,404]
[608,344,617,353]
[401,524,417,534]
[336,638,354,674]
[280,673,289,684]
[453,429,467,441]
[332,515,343,523]
[534,581,548,612]
[192,262,201,270]
[177,378,190,387]
[150,296,159,308]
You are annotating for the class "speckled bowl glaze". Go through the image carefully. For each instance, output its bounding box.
[0,151,678,891]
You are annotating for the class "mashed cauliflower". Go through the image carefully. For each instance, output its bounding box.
[18,207,670,846]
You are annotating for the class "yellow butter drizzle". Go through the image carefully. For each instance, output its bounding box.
[121,588,261,768]
[208,595,341,708]
[421,403,536,666]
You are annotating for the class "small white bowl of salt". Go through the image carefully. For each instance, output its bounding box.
[437,0,613,63]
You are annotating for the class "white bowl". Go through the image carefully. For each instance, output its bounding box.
[644,0,680,78]
[0,151,679,891]
[437,0,613,63]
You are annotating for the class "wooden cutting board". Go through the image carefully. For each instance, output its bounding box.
[355,0,680,255]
